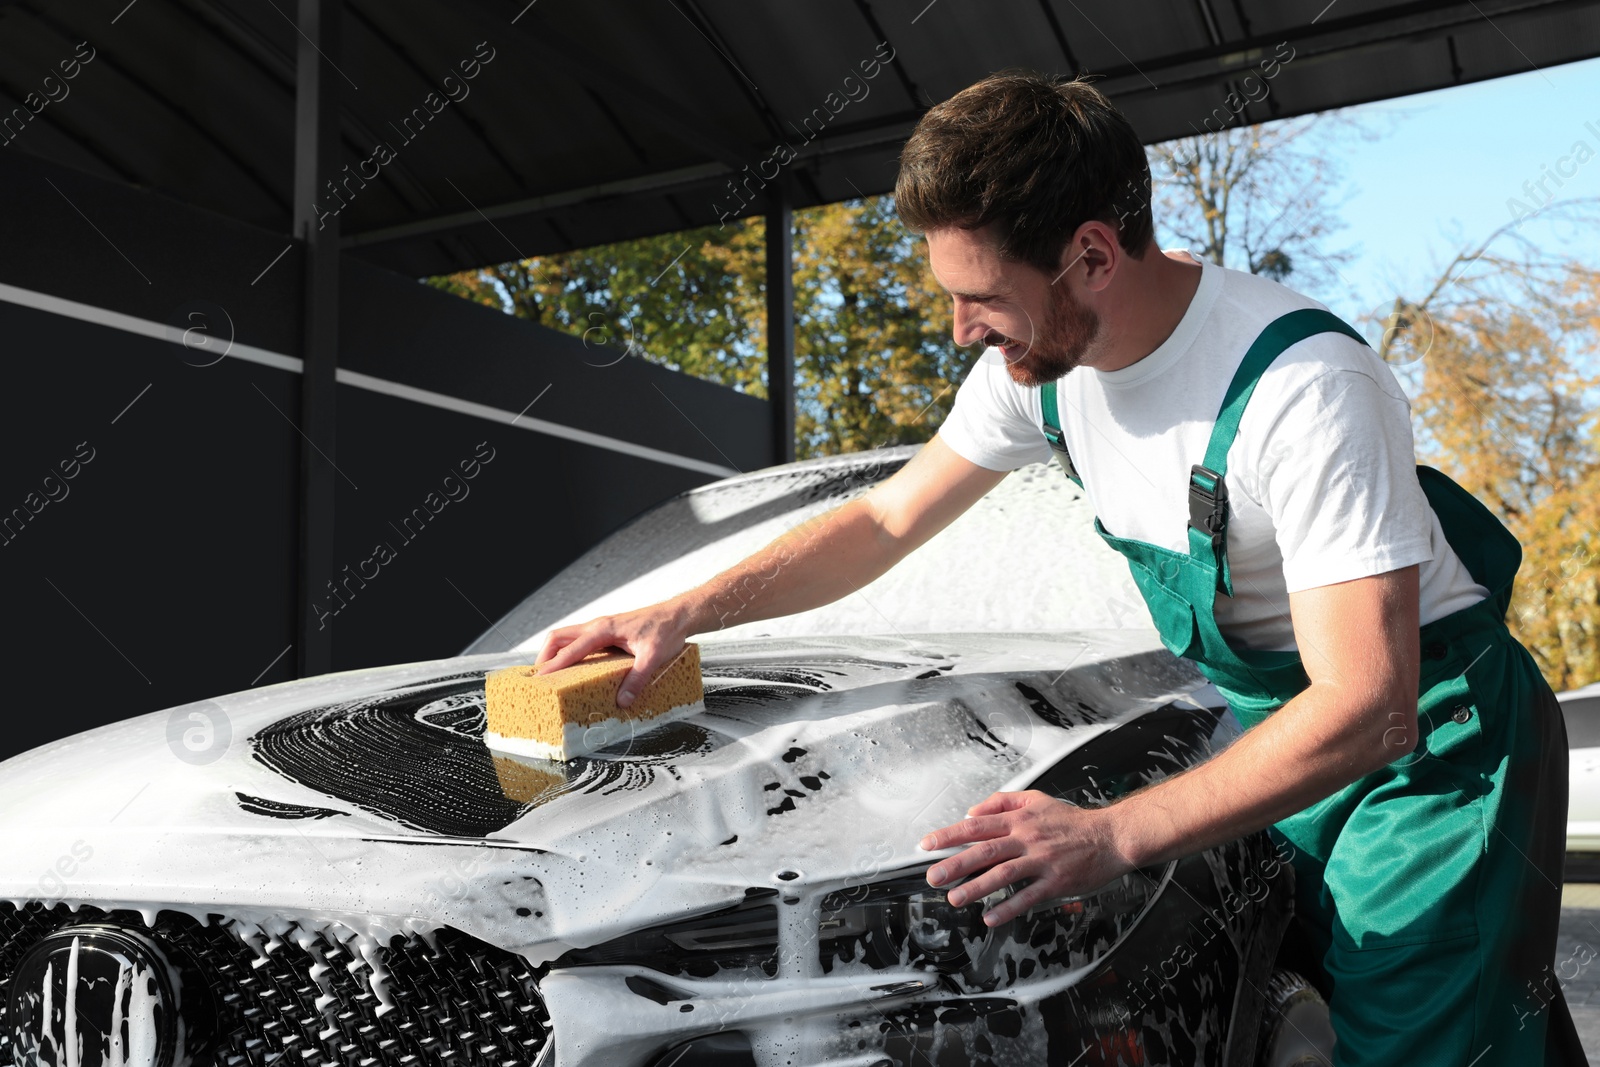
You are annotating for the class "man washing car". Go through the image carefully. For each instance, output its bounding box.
[535,72,1583,1065]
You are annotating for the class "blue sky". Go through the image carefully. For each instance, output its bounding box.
[1310,54,1600,323]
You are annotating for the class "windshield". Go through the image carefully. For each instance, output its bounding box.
[464,444,1151,655]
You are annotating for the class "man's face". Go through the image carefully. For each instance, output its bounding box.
[926,224,1102,387]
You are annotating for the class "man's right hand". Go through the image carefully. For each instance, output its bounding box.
[533,600,693,709]
[529,435,1005,710]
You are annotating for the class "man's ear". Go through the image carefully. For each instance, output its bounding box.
[1060,220,1121,292]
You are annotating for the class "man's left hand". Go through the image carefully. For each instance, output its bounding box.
[919,790,1132,926]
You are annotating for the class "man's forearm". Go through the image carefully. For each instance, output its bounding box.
[921,569,1422,922]
[672,497,903,634]
[1100,682,1413,869]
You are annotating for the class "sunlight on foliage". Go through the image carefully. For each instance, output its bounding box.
[425,196,958,459]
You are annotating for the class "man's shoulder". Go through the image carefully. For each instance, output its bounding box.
[939,346,1053,472]
[946,345,1050,431]
[1210,266,1390,389]
[963,346,1036,404]
[1211,261,1334,325]
[1221,273,1412,485]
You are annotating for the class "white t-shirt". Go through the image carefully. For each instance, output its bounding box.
[937,254,1488,652]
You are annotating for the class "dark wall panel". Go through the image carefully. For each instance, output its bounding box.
[325,381,708,672]
[340,257,774,475]
[0,148,304,357]
[0,149,773,766]
[0,301,301,759]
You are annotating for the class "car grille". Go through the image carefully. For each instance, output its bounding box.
[0,901,551,1067]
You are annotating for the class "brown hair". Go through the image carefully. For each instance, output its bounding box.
[895,71,1152,273]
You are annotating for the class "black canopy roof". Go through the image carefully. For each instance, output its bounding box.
[4,0,1598,278]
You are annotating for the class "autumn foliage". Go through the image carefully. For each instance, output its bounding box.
[1407,265,1600,690]
[425,197,957,459]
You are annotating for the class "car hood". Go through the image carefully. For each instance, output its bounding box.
[0,630,1207,968]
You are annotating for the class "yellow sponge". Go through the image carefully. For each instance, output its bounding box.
[484,643,704,760]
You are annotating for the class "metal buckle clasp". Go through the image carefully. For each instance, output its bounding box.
[1188,464,1229,541]
[1045,428,1080,482]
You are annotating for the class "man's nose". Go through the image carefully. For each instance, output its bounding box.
[953,301,987,346]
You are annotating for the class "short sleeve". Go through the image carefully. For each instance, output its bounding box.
[1253,366,1435,592]
[937,349,1054,472]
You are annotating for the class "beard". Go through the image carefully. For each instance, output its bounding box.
[987,281,1101,388]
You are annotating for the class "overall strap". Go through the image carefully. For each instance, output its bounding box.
[1040,380,1082,487]
[1190,308,1367,596]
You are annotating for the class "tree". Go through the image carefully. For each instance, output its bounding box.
[791,197,958,456]
[429,116,1369,459]
[1374,204,1600,690]
[425,221,768,393]
[1147,115,1361,293]
[425,196,959,460]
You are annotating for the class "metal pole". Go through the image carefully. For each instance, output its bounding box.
[292,0,341,677]
[765,189,795,465]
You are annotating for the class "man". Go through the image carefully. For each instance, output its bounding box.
[535,72,1584,1065]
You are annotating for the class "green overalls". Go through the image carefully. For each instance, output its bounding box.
[1040,309,1586,1065]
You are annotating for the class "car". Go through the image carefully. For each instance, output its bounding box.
[1563,683,1600,880]
[0,445,1335,1067]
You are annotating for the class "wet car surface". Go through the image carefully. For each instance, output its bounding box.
[0,446,1320,1066]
